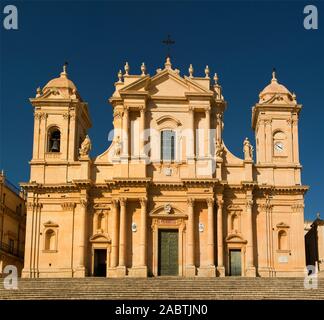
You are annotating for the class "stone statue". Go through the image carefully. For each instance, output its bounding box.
[79,135,91,157]
[243,137,253,160]
[215,139,224,159]
[114,136,122,156]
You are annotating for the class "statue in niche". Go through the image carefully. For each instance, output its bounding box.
[215,139,224,159]
[243,137,253,160]
[114,135,122,156]
[79,135,91,157]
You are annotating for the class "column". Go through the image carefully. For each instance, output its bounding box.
[40,113,47,160]
[246,198,256,276]
[110,200,119,268]
[292,119,299,164]
[186,198,195,276]
[189,106,195,158]
[265,119,272,163]
[118,198,127,268]
[78,199,87,273]
[68,113,76,160]
[122,107,129,156]
[207,198,215,266]
[205,107,211,157]
[216,198,225,276]
[139,198,147,267]
[257,119,266,163]
[139,107,145,157]
[33,113,41,160]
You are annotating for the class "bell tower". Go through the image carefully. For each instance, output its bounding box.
[29,64,92,183]
[252,70,302,185]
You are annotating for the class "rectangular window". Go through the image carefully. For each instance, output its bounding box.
[161,130,175,161]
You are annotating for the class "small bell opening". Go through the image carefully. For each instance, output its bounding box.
[48,128,61,153]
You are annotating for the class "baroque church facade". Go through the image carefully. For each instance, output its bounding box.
[21,58,308,278]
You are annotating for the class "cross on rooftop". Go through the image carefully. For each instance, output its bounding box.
[162,34,175,58]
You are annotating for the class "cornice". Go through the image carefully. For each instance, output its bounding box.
[252,103,302,129]
[20,180,93,193]
[255,163,302,169]
[73,179,92,186]
[255,184,309,195]
[152,182,186,191]
[119,90,149,98]
[182,178,219,187]
[29,98,83,107]
[105,178,151,188]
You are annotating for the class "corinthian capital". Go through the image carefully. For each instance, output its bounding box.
[80,199,88,208]
[217,199,224,208]
[40,112,48,120]
[61,202,76,211]
[119,197,127,206]
[246,199,254,209]
[206,198,214,207]
[26,202,34,211]
[34,112,41,120]
[140,198,147,207]
[187,198,195,206]
[111,199,119,208]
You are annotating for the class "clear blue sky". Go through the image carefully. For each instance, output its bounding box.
[0,1,323,220]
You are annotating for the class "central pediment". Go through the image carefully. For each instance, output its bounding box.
[119,69,213,99]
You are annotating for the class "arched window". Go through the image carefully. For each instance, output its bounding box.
[45,229,56,251]
[278,230,288,250]
[161,130,175,161]
[48,127,61,152]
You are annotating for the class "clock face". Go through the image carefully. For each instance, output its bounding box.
[274,141,284,152]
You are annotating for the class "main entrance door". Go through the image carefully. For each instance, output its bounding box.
[158,229,179,276]
[229,249,242,276]
[94,249,107,277]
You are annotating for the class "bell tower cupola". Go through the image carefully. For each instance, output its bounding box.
[252,69,302,185]
[29,64,92,183]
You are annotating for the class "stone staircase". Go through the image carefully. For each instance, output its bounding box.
[0,277,323,300]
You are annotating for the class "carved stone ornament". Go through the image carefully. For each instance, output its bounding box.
[164,203,172,214]
[164,167,172,176]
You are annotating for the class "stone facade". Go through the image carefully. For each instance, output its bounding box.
[0,171,26,275]
[21,59,308,278]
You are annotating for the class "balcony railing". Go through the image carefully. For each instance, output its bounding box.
[0,241,24,259]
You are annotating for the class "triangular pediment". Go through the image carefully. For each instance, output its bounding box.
[120,69,212,98]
